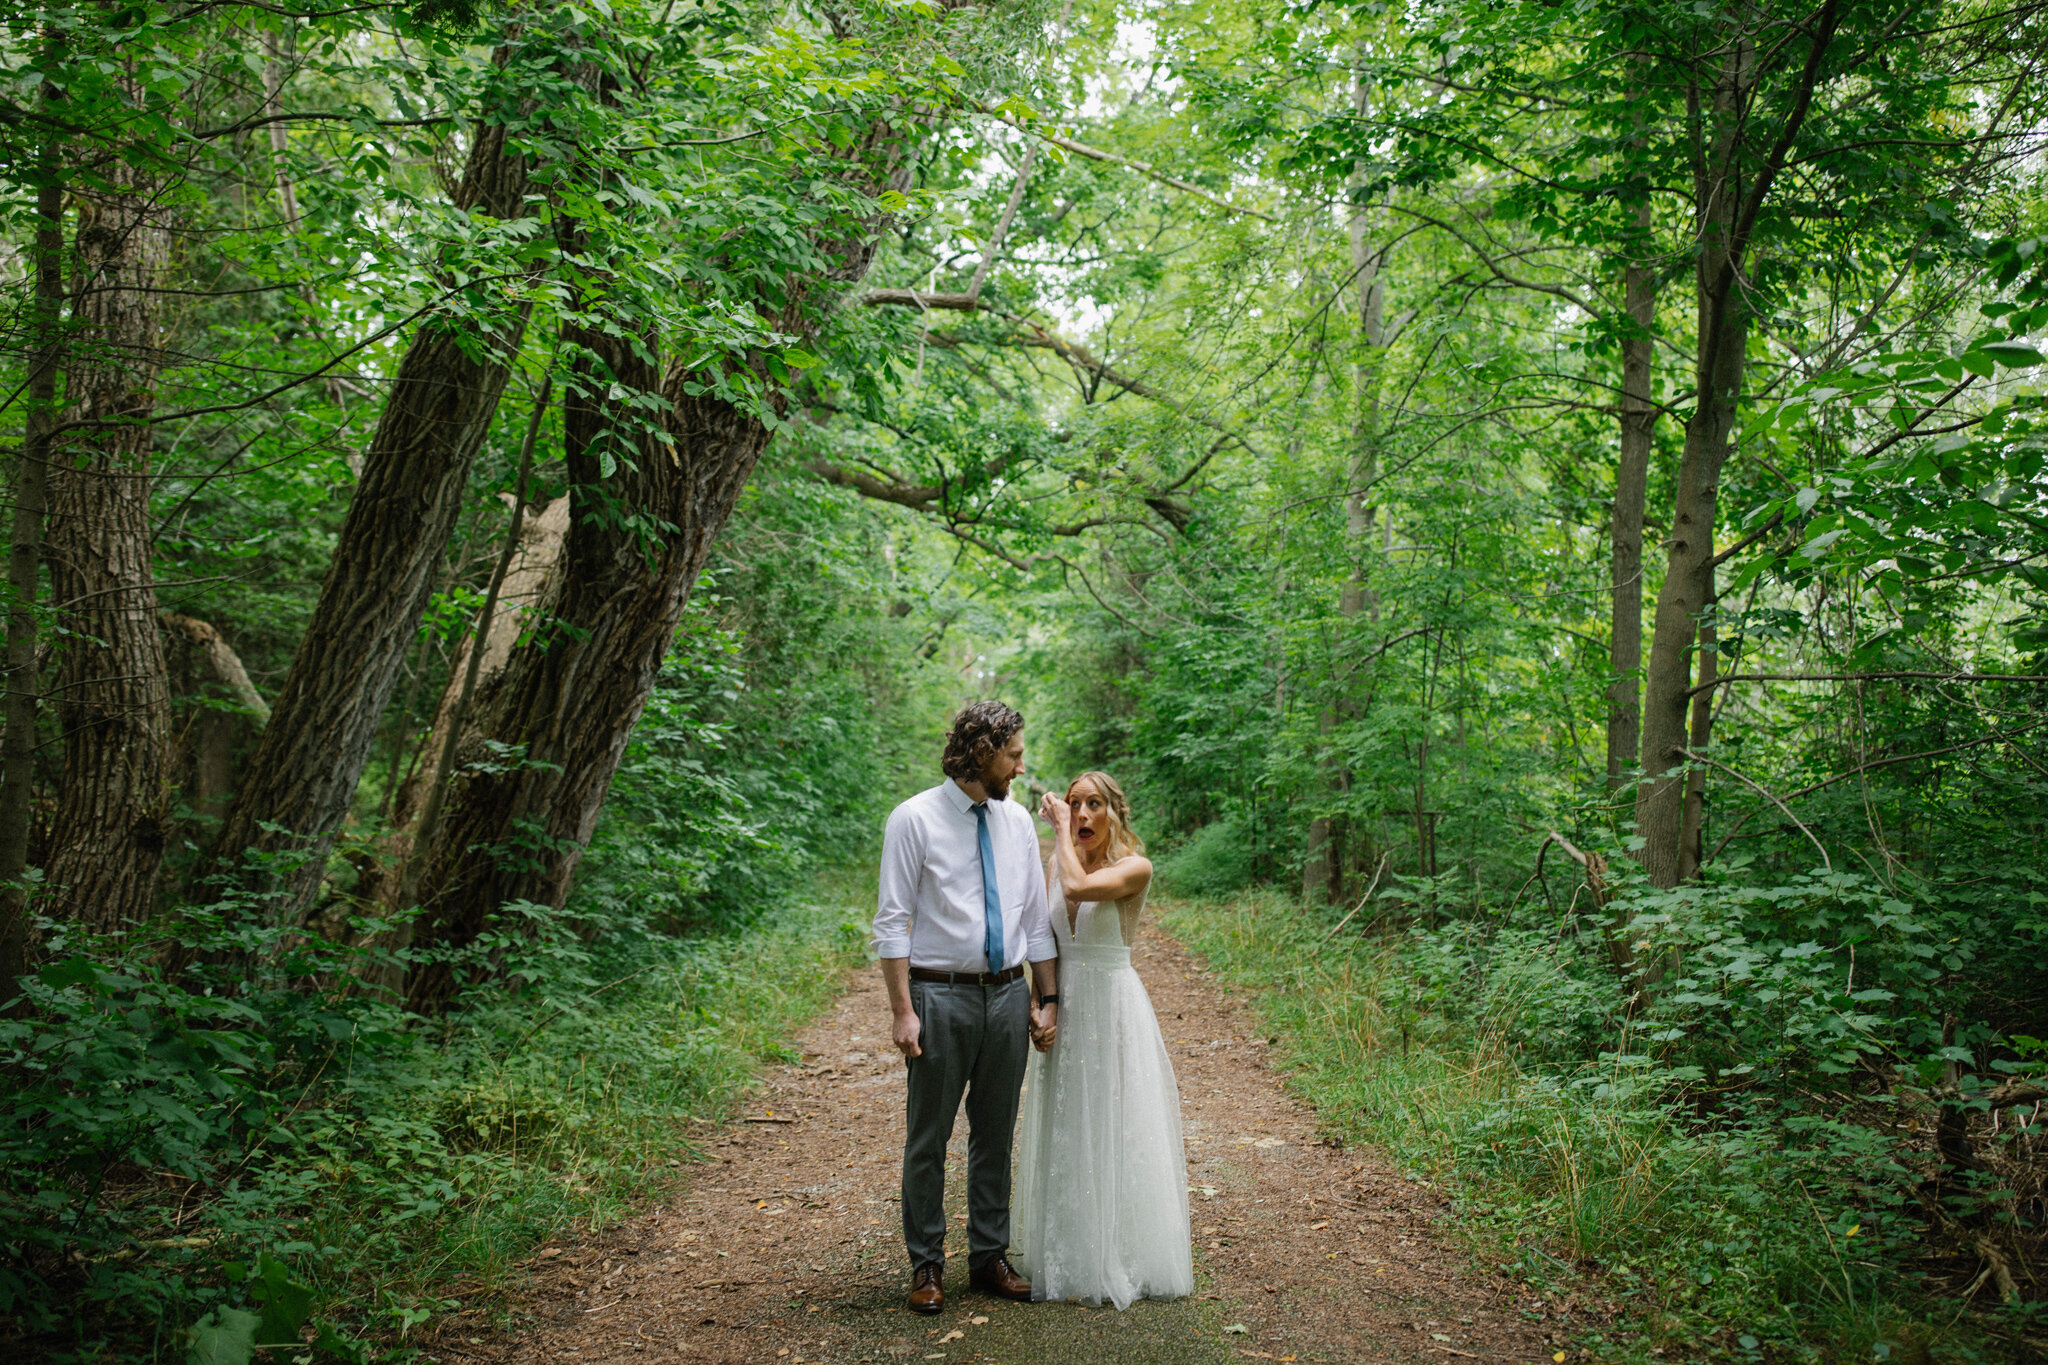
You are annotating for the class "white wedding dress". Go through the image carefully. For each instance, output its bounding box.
[1012,860,1194,1307]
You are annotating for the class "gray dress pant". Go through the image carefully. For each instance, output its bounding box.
[901,975,1031,1272]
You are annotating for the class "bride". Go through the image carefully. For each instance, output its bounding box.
[1013,771,1194,1307]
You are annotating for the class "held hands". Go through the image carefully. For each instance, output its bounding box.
[1029,1001,1058,1052]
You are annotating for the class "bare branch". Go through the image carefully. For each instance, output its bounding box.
[1705,717,2048,861]
[973,105,1278,223]
[966,143,1037,301]
[1687,671,2048,698]
[804,457,945,512]
[857,293,1268,460]
[161,614,271,725]
[1679,746,1831,873]
[1706,510,1786,569]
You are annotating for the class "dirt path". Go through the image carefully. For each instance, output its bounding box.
[457,927,1564,1365]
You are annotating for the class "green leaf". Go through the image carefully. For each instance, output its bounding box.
[1976,341,2045,367]
[784,348,823,369]
[188,1308,261,1365]
[312,1322,368,1364]
[1801,529,1846,560]
[254,1252,315,1345]
[38,956,99,990]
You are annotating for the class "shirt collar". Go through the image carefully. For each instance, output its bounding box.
[943,778,981,812]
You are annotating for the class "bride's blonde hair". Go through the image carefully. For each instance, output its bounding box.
[1067,770,1145,862]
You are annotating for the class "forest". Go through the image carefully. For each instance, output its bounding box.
[0,0,2044,1360]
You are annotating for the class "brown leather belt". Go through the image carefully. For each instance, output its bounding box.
[909,964,1024,986]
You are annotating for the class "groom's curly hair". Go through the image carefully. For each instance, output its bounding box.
[941,701,1025,781]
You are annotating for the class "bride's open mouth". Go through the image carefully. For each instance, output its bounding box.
[1076,823,1098,843]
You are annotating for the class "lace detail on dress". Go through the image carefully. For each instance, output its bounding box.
[1012,860,1194,1308]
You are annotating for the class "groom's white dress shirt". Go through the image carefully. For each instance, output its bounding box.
[872,779,1056,971]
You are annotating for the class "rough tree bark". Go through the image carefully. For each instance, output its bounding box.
[403,109,928,1011]
[1636,2,1840,887]
[41,139,174,934]
[205,42,551,915]
[1677,599,1716,880]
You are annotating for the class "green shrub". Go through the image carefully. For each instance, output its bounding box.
[1162,887,2026,1363]
[0,893,867,1363]
[1156,818,1259,898]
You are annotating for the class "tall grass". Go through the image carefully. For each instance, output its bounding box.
[1161,890,2004,1364]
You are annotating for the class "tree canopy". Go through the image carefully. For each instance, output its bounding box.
[1,0,2044,1357]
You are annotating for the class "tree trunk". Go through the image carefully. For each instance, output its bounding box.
[404,107,926,1009]
[162,614,266,826]
[1635,4,1838,887]
[1607,217,1655,793]
[41,145,173,934]
[205,46,547,916]
[1636,49,1751,890]
[1677,597,1716,881]
[0,168,65,993]
[1636,327,1743,878]
[404,330,766,1010]
[392,491,570,837]
[161,614,270,725]
[1305,66,1387,905]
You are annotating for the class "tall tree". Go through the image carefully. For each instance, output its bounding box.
[1607,66,1659,794]
[402,49,963,1007]
[0,129,66,989]
[1633,1,1844,886]
[204,30,567,913]
[1305,67,1393,901]
[41,59,175,932]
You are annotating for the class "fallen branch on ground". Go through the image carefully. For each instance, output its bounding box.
[1314,853,1392,949]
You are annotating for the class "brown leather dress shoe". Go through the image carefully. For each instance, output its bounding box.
[968,1254,1032,1302]
[908,1263,944,1315]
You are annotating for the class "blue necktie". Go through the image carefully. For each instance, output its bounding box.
[972,802,1004,974]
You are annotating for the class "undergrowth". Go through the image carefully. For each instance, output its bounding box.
[1161,888,2040,1365]
[0,882,869,1364]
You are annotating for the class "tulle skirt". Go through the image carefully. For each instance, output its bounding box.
[1012,946,1195,1308]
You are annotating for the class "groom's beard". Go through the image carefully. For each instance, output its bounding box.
[984,772,1012,801]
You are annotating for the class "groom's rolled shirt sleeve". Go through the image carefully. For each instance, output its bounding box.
[1019,808,1056,963]
[872,801,921,959]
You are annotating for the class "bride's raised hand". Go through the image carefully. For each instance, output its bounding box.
[1037,791,1070,830]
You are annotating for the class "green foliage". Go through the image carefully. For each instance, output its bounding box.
[0,368,953,1356]
[0,888,867,1361]
[575,466,962,934]
[3,0,2046,1356]
[1165,890,2033,1362]
[1154,817,1258,899]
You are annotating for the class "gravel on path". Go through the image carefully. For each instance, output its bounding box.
[444,924,1560,1365]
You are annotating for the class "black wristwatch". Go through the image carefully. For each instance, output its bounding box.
[1038,994,1060,1007]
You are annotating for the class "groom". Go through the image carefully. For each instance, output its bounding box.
[873,701,1059,1315]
